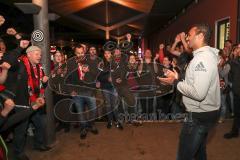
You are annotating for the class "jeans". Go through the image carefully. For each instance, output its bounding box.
[122,95,140,122]
[73,96,97,130]
[231,94,240,133]
[177,113,217,160]
[102,89,119,123]
[229,91,234,114]
[220,92,227,119]
[140,97,154,114]
[13,109,46,155]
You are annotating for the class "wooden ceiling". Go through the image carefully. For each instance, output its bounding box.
[1,0,195,41]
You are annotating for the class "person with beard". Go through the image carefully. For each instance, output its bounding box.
[160,24,220,160]
[66,44,99,139]
[110,48,136,112]
[87,46,102,78]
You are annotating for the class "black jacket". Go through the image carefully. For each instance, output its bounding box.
[15,61,47,106]
[15,62,29,106]
[229,57,240,96]
[65,57,98,96]
[2,47,23,94]
[97,62,114,90]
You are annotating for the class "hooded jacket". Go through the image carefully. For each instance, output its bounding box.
[177,46,220,112]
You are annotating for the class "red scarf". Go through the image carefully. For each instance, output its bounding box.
[75,56,87,80]
[158,49,165,64]
[0,68,6,92]
[22,56,45,105]
[114,57,121,63]
[77,64,85,80]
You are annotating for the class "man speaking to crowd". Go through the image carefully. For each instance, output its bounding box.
[161,24,220,160]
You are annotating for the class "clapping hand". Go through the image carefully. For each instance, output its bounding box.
[1,99,15,117]
[154,54,159,61]
[158,69,178,84]
[32,97,45,110]
[116,78,122,84]
[179,32,186,41]
[0,15,5,26]
[0,62,11,70]
[20,40,30,49]
[175,34,181,43]
[6,28,17,36]
[42,76,49,83]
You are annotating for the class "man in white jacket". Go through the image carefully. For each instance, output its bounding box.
[160,24,220,160]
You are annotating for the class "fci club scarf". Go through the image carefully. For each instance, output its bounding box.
[22,56,45,105]
[77,64,84,80]
[75,56,87,80]
[0,68,6,92]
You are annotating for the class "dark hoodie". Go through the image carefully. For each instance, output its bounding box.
[229,57,240,96]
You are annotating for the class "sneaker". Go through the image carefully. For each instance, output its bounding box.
[16,153,30,160]
[218,118,224,123]
[90,126,99,135]
[56,124,64,132]
[132,120,143,126]
[80,129,87,139]
[27,127,34,137]
[64,126,70,133]
[33,145,52,152]
[107,122,113,129]
[115,122,123,130]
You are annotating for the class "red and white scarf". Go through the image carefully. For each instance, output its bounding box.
[0,68,5,92]
[22,56,45,105]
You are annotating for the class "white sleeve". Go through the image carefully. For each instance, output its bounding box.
[177,59,213,101]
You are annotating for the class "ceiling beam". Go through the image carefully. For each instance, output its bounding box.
[109,0,155,13]
[108,13,146,31]
[111,35,125,40]
[66,15,106,31]
[127,24,143,30]
[49,0,104,15]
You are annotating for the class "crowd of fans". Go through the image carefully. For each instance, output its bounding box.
[0,14,240,160]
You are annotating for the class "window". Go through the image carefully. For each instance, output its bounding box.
[216,18,230,49]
